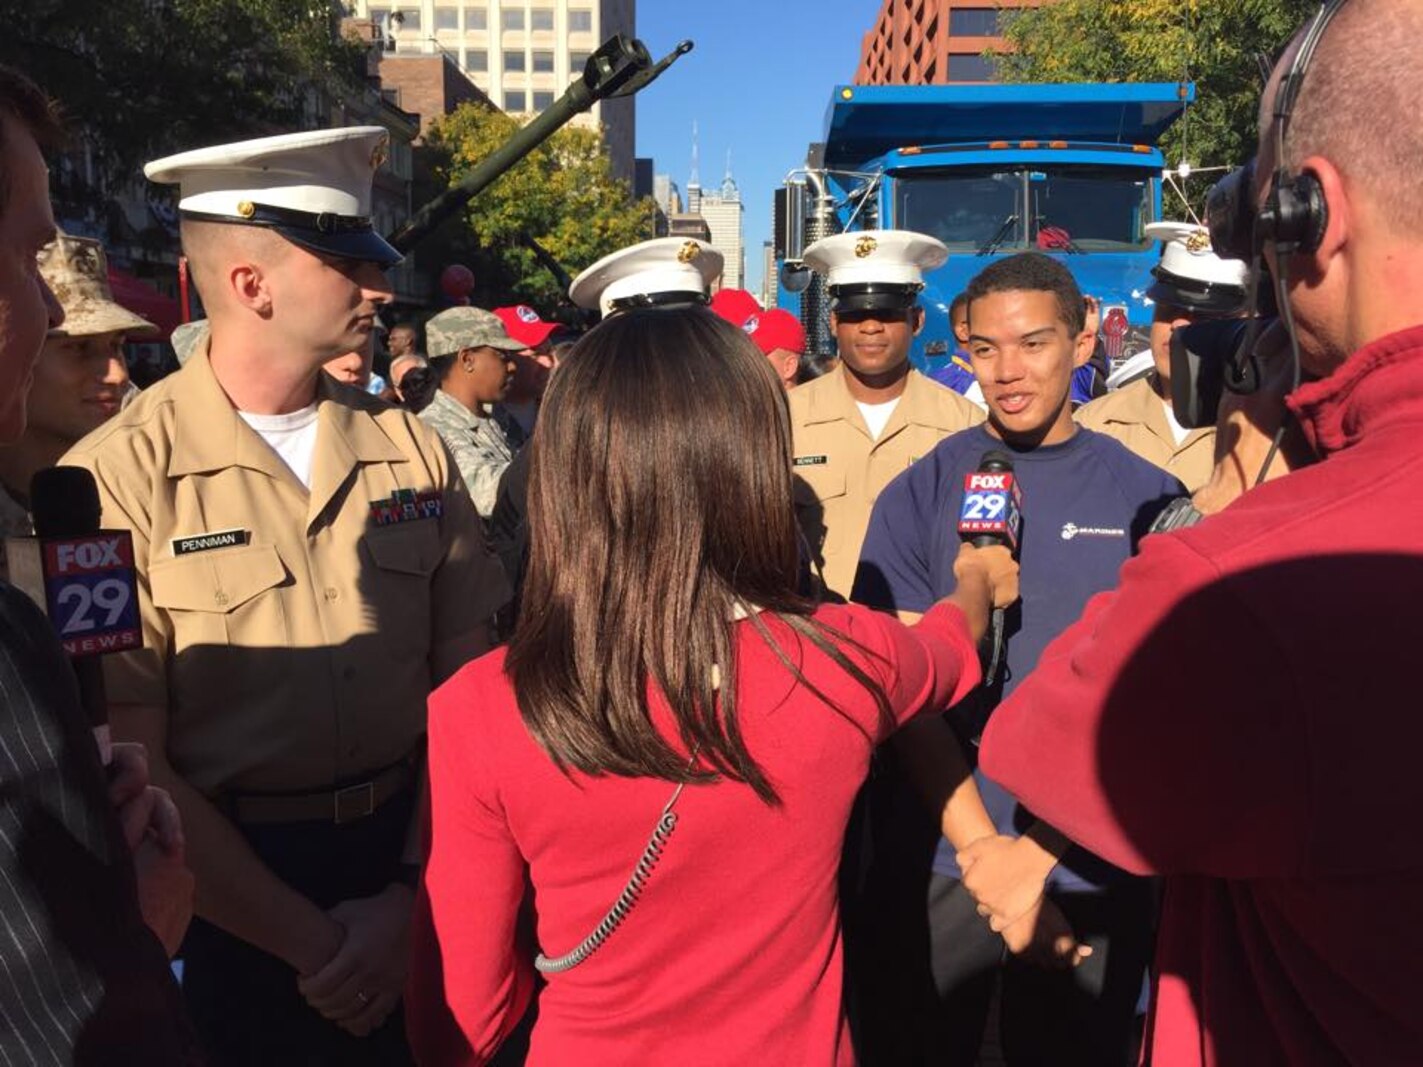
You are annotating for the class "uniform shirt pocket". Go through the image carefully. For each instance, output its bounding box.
[149,544,290,652]
[360,521,441,657]
[363,520,442,576]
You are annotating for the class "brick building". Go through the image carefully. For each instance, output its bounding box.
[375,48,495,140]
[855,0,1052,85]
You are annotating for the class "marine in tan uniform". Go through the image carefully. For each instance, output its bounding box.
[63,127,509,1065]
[1076,221,1251,493]
[789,230,983,599]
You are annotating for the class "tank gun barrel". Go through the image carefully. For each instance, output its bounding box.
[389,35,693,253]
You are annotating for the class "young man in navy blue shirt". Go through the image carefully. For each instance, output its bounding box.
[850,253,1181,1065]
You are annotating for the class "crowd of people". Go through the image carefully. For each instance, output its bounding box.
[1,1,1421,1064]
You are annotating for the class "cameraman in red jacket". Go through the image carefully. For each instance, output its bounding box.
[976,2,1423,1064]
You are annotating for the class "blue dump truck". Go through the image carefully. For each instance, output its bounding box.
[776,82,1195,373]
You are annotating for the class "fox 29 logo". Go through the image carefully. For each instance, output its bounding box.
[43,533,142,656]
[957,472,1023,551]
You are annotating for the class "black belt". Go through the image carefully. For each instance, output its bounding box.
[227,760,413,826]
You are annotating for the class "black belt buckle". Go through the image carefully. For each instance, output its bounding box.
[334,781,375,824]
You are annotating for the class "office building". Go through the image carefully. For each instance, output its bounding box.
[698,160,744,291]
[353,0,636,179]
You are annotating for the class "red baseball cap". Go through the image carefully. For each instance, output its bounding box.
[709,288,762,327]
[744,308,806,357]
[494,305,559,349]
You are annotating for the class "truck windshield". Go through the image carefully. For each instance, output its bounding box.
[895,165,1153,252]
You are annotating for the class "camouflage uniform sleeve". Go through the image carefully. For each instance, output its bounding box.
[460,420,513,519]
[418,403,511,519]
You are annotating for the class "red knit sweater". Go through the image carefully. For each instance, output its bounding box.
[408,601,979,1065]
[981,326,1423,1066]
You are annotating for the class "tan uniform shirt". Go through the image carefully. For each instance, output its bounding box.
[63,344,510,796]
[789,367,985,599]
[1075,376,1216,492]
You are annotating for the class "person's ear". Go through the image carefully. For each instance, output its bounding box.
[911,307,926,337]
[230,262,273,316]
[1071,324,1095,369]
[1295,155,1347,280]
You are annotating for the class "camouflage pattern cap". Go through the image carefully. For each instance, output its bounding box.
[39,232,158,338]
[425,307,527,359]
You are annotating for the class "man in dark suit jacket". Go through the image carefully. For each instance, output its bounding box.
[0,64,201,1064]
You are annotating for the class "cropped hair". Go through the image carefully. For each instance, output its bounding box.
[964,252,1085,335]
[505,306,892,803]
[0,66,63,219]
[1282,0,1423,230]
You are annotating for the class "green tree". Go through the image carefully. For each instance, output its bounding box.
[424,102,655,308]
[996,0,1317,212]
[2,0,364,186]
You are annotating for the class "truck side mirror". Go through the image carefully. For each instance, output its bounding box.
[780,262,813,294]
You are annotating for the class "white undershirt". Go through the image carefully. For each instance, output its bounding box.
[856,398,901,441]
[239,404,320,489]
[1160,395,1192,446]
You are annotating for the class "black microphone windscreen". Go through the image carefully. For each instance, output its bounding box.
[31,466,101,539]
[978,450,1015,474]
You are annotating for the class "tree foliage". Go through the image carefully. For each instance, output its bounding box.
[996,0,1318,212]
[1,0,364,186]
[424,103,655,308]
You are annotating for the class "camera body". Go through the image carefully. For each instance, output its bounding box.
[1168,319,1267,429]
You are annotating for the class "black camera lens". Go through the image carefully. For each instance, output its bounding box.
[1207,159,1258,262]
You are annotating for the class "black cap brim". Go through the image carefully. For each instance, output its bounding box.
[1147,268,1246,316]
[830,284,921,313]
[277,226,404,269]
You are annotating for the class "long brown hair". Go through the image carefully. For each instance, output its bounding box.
[506,306,892,803]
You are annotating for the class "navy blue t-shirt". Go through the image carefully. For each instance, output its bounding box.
[853,424,1183,890]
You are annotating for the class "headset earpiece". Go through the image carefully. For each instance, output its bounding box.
[1259,171,1329,254]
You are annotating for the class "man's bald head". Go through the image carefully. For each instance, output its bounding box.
[180,219,292,308]
[1270,0,1423,228]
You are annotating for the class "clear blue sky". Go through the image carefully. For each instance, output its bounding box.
[634,1,880,298]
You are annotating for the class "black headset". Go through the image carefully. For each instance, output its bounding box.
[1258,0,1348,253]
[1189,0,1349,487]
[1208,0,1348,260]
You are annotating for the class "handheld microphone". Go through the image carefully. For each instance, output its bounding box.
[6,467,142,765]
[957,451,1021,686]
[957,451,1022,552]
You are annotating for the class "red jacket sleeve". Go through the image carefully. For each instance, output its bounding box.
[407,667,534,1066]
[852,601,982,740]
[978,533,1309,879]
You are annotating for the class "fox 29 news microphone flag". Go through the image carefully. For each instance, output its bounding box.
[957,451,1022,686]
[6,467,141,765]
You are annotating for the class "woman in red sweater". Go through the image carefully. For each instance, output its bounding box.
[407,307,1016,1065]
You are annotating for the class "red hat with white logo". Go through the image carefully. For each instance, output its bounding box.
[744,308,806,356]
[709,288,762,327]
[494,305,559,348]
